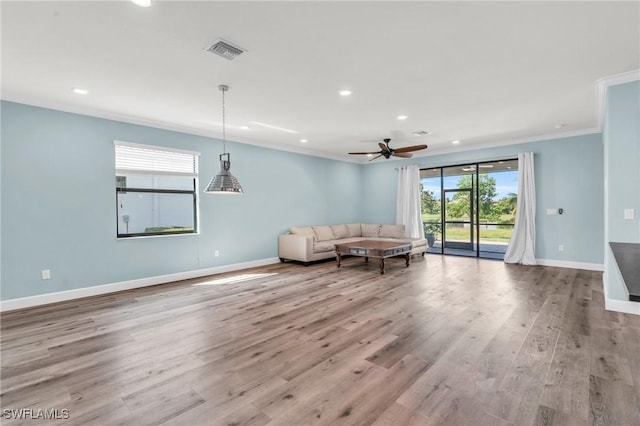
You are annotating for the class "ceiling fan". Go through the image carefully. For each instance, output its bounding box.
[349,138,428,161]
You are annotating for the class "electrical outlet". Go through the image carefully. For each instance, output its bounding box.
[214,250,220,257]
[546,209,557,215]
[41,269,51,280]
[624,209,635,220]
[558,244,564,252]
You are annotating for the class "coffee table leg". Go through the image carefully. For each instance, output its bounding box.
[379,258,385,275]
[405,253,410,267]
[365,256,369,263]
[336,253,341,268]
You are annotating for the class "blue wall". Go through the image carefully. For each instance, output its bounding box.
[361,134,605,265]
[604,80,640,301]
[0,100,610,302]
[0,102,363,300]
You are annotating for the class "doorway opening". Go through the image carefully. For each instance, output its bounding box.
[420,159,518,260]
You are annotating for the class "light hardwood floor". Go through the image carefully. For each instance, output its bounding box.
[1,255,639,426]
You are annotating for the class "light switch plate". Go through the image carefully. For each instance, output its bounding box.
[546,209,557,215]
[624,209,634,220]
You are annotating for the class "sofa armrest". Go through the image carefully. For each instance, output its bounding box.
[278,233,314,262]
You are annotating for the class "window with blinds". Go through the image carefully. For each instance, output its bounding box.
[114,141,200,238]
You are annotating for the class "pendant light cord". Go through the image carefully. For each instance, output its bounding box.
[221,86,226,154]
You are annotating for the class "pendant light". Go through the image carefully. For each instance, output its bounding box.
[204,85,244,194]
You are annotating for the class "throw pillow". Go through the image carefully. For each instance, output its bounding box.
[312,226,335,242]
[290,226,314,237]
[330,224,350,239]
[361,224,381,237]
[346,223,362,237]
[379,224,405,239]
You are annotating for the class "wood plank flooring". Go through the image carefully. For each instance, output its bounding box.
[1,255,639,426]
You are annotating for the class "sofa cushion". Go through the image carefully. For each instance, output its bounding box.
[346,223,362,237]
[405,238,427,248]
[313,241,336,253]
[375,237,426,249]
[290,226,314,237]
[312,225,335,242]
[361,224,381,237]
[330,224,350,239]
[379,224,405,239]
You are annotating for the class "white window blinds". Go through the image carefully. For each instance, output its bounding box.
[114,141,199,177]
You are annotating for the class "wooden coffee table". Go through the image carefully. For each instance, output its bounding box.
[335,239,412,275]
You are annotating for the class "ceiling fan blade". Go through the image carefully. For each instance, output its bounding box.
[369,154,383,161]
[392,152,413,158]
[378,142,390,152]
[349,151,381,155]
[393,144,428,153]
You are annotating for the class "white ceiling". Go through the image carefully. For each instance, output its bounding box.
[2,1,639,162]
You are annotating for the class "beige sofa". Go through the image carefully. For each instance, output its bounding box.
[278,223,427,264]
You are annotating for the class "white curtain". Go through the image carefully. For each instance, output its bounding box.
[504,152,536,265]
[396,165,424,239]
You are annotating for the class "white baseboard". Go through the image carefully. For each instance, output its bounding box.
[0,257,281,313]
[535,258,604,272]
[605,298,640,315]
[603,275,640,316]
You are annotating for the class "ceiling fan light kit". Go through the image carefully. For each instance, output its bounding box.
[204,85,244,194]
[348,138,428,161]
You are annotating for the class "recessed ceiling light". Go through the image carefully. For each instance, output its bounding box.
[397,115,408,120]
[240,126,250,130]
[300,139,308,143]
[249,121,298,134]
[367,154,373,157]
[339,90,352,97]
[452,140,460,145]
[130,0,151,6]
[72,87,89,95]
[555,123,567,129]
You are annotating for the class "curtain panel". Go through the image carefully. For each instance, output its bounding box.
[504,152,536,265]
[396,165,424,239]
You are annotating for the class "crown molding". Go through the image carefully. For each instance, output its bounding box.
[1,94,362,164]
[5,69,640,166]
[596,69,640,130]
[406,127,601,161]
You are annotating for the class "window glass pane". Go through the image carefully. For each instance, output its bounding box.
[444,190,472,221]
[420,169,441,244]
[445,222,472,244]
[477,160,518,254]
[117,174,194,191]
[117,191,195,236]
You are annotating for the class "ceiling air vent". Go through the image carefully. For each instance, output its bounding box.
[205,39,245,60]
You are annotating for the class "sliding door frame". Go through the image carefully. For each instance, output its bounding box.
[423,157,518,259]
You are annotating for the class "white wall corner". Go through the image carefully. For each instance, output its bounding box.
[0,257,281,313]
[603,273,640,316]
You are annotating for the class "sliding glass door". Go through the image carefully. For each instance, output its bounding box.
[420,159,518,260]
[444,188,474,252]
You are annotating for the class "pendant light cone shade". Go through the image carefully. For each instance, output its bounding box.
[205,153,243,194]
[204,84,244,194]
